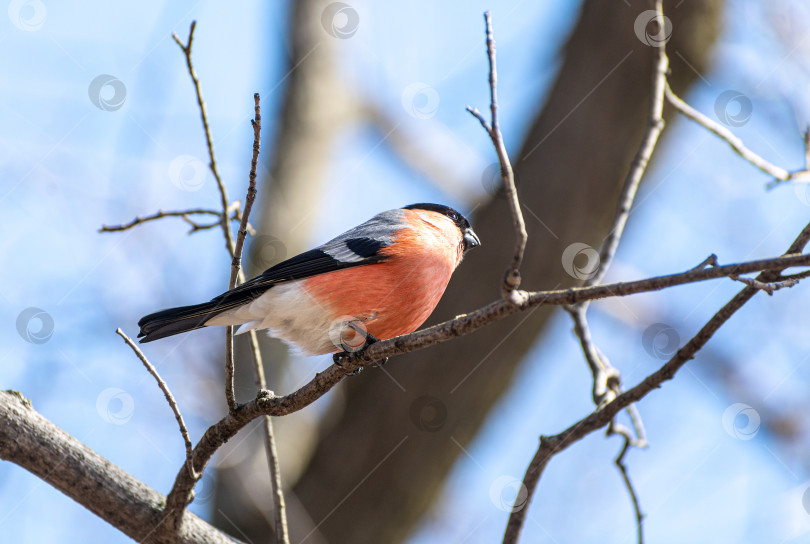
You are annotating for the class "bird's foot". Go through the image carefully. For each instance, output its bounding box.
[333,351,363,375]
[356,332,389,367]
[333,331,389,372]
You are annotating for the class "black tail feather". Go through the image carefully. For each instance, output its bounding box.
[137,301,229,343]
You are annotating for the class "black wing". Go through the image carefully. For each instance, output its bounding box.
[137,210,404,342]
[227,245,386,298]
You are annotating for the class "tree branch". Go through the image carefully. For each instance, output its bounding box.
[115,329,195,476]
[99,207,253,236]
[664,82,806,185]
[500,220,810,543]
[0,391,236,544]
[172,21,236,260]
[609,427,645,544]
[228,94,291,544]
[467,11,527,296]
[559,0,670,530]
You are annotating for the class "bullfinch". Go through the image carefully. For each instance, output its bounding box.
[137,203,480,356]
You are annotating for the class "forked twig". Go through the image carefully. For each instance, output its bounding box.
[99,207,254,236]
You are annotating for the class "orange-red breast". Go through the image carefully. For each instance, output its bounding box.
[137,203,480,355]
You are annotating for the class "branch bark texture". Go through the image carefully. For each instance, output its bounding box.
[0,391,235,544]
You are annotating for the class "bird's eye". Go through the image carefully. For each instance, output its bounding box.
[448,211,459,221]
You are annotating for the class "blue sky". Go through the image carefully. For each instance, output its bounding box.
[2,0,810,542]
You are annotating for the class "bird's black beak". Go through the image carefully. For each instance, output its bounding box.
[463,228,481,255]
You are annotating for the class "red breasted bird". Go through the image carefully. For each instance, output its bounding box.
[137,203,480,356]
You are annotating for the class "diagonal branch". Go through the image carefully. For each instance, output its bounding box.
[158,248,810,517]
[0,391,234,544]
[500,220,810,543]
[664,82,805,185]
[115,329,196,477]
[560,1,666,533]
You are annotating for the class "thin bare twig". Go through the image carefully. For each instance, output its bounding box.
[728,274,799,295]
[228,94,261,289]
[114,329,195,477]
[168,25,282,535]
[586,22,668,290]
[565,305,619,405]
[99,207,254,236]
[689,253,719,272]
[609,426,645,544]
[173,22,240,415]
[664,82,806,186]
[230,94,290,544]
[466,11,527,298]
[173,22,236,260]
